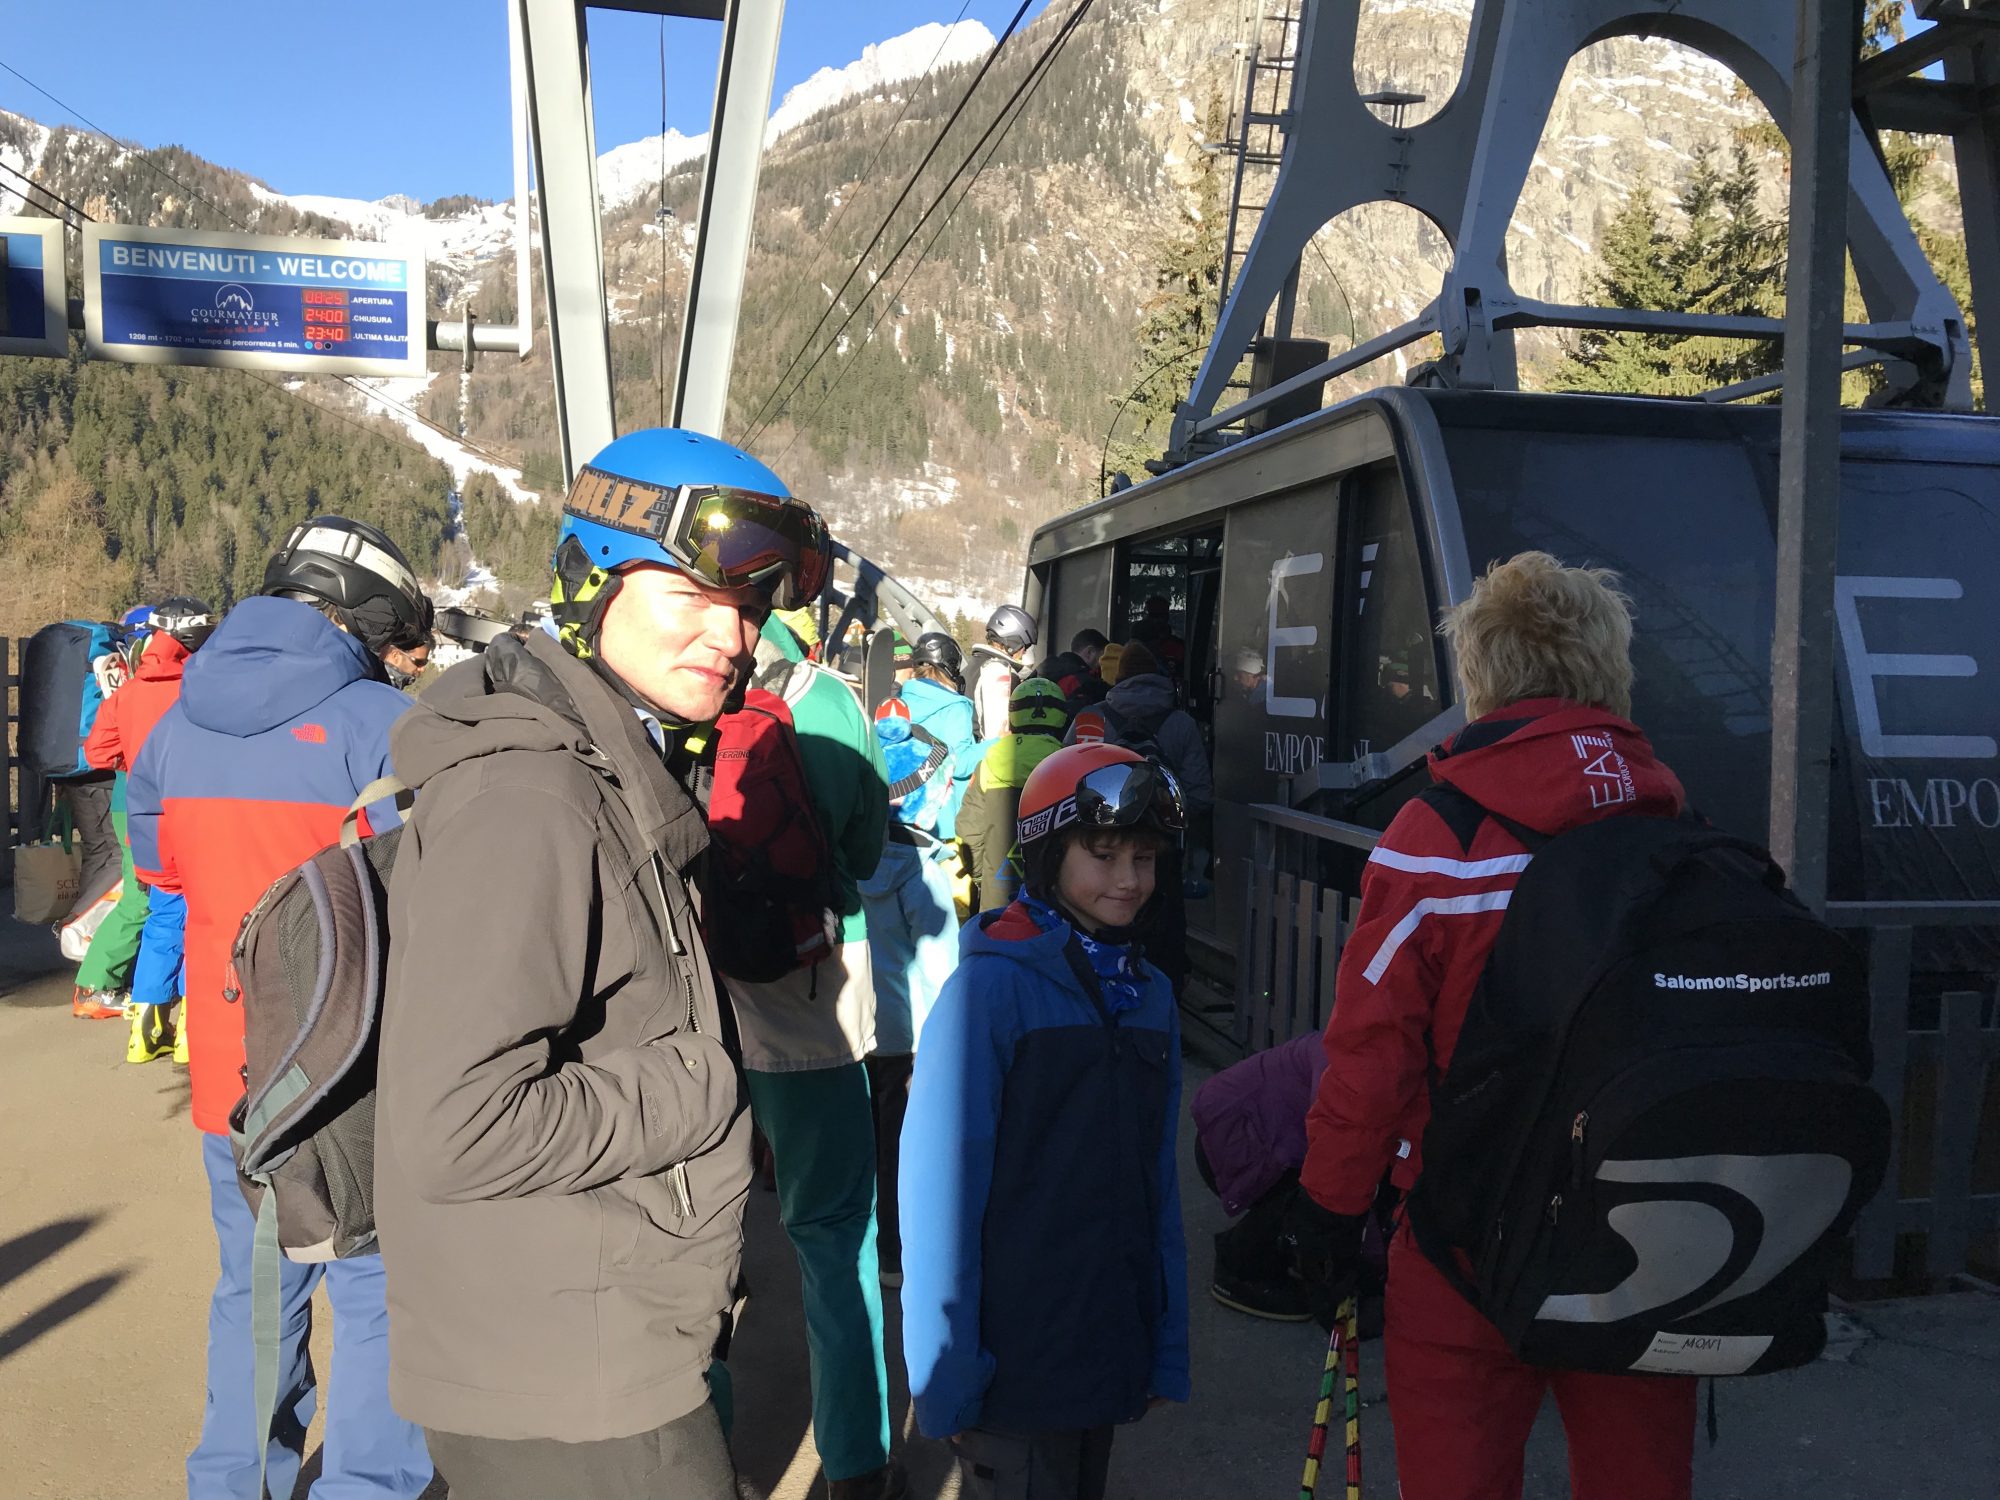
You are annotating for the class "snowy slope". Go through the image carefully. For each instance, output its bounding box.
[244,182,523,277]
[0,115,52,216]
[343,373,541,505]
[596,19,995,209]
[595,129,712,216]
[767,20,995,138]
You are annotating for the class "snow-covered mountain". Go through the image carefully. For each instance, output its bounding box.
[597,18,996,210]
[243,182,524,281]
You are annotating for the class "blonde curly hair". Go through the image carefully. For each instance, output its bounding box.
[1441,551,1635,722]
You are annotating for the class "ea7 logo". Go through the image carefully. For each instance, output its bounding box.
[1570,732,1636,809]
[1536,1153,1852,1326]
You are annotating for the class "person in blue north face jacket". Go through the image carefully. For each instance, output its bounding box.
[899,743,1189,1500]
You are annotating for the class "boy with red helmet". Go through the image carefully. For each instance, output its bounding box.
[899,743,1190,1500]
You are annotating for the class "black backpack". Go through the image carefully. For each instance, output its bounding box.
[1081,701,1165,763]
[227,776,411,1265]
[1405,791,1890,1377]
[224,776,409,1500]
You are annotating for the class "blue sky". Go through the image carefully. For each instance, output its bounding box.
[0,2,1050,204]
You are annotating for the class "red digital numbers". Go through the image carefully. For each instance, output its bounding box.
[303,307,347,327]
[303,288,347,307]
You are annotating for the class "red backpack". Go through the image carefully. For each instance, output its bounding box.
[704,686,838,984]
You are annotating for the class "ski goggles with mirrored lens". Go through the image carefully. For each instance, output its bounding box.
[567,469,834,609]
[1072,760,1187,835]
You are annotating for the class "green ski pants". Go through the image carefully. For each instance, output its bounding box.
[74,807,149,994]
[744,1063,890,1482]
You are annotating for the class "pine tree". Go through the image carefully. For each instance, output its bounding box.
[1553,146,1785,395]
[1098,93,1232,497]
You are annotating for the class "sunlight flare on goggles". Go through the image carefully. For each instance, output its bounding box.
[1072,760,1187,835]
[566,468,833,608]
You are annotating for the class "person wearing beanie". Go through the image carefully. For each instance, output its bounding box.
[858,705,961,1287]
[900,744,1190,1499]
[959,676,1071,913]
[1097,640,1126,686]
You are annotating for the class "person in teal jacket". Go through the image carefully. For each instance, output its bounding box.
[900,743,1190,1500]
[725,615,902,1500]
[897,633,978,840]
[858,707,960,1287]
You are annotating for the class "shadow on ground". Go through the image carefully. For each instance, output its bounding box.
[0,907,68,1004]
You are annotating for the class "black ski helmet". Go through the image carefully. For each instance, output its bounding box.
[986,604,1037,653]
[151,595,218,653]
[911,631,966,689]
[262,516,432,657]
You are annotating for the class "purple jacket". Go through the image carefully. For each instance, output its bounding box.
[1191,1034,1327,1215]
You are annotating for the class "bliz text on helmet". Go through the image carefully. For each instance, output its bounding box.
[1653,971,1833,993]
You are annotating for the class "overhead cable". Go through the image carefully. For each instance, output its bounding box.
[746,0,975,419]
[773,0,1096,462]
[740,0,1038,441]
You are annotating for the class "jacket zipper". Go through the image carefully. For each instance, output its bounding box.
[1550,1109,1589,1226]
[649,853,699,1221]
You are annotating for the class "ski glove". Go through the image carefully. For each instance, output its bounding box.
[1283,1194,1370,1324]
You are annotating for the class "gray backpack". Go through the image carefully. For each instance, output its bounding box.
[225,776,408,1496]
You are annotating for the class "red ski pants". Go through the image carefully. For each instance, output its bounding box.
[1384,1225,1696,1500]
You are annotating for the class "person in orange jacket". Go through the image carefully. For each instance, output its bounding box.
[78,597,214,1058]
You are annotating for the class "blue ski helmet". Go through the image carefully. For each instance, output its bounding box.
[552,429,831,655]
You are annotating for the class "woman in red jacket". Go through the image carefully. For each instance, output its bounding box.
[1293,551,1696,1500]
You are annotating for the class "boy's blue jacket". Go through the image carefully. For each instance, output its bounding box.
[899,900,1190,1437]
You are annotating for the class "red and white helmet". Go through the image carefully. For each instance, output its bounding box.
[1015,743,1185,894]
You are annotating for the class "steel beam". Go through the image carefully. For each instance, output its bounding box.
[1768,0,1860,914]
[672,0,786,437]
[1864,76,1983,134]
[1440,1,1967,408]
[509,0,534,358]
[1172,0,1513,457]
[519,0,618,483]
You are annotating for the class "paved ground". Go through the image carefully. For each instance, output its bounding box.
[3,911,1997,1498]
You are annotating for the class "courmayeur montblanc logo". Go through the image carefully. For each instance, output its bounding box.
[193,283,278,330]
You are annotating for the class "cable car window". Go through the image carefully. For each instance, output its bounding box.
[1049,545,1112,657]
[1441,420,1775,849]
[1340,464,1444,765]
[1112,528,1223,719]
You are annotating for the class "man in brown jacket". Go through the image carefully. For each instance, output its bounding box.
[373,430,832,1500]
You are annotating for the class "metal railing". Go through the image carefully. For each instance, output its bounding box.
[1233,803,2000,1283]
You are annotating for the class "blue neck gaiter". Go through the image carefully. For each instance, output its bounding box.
[1022,893,1147,1016]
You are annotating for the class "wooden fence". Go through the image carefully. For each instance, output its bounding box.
[1234,803,2000,1284]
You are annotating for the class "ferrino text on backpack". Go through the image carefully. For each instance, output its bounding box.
[223,776,409,1498]
[704,684,838,984]
[1404,788,1890,1378]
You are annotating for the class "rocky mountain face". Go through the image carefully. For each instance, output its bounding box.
[0,0,1849,614]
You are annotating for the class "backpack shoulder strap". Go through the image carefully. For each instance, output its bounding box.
[340,776,413,849]
[1419,781,1550,853]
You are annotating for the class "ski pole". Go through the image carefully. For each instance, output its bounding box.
[1298,1296,1362,1500]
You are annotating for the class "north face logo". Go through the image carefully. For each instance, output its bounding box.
[292,724,328,744]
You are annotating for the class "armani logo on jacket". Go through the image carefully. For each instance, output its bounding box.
[1571,732,1636,809]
